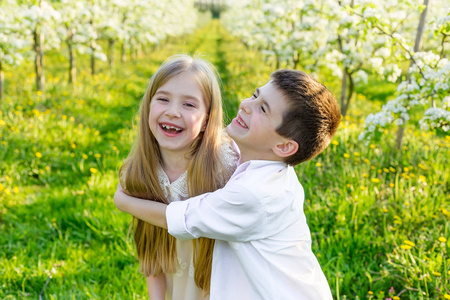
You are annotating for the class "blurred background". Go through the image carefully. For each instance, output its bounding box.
[0,0,449,299]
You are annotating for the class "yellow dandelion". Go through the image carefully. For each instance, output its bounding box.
[353,152,360,157]
[389,183,395,188]
[45,166,50,171]
[418,163,427,170]
[404,167,409,172]
[404,201,410,206]
[17,105,23,110]
[90,168,98,174]
[368,291,373,295]
[36,152,43,158]
[370,144,376,149]
[62,115,67,120]
[400,245,412,250]
[94,153,101,158]
[364,159,370,164]
[13,186,19,194]
[393,297,400,300]
[36,91,42,96]
[4,188,11,195]
[371,178,380,183]
[69,117,75,122]
[418,175,427,182]
[360,186,366,190]
[316,162,322,167]
[401,173,410,179]
[444,294,450,300]
[94,130,100,136]
[383,168,390,173]
[362,173,369,178]
[71,143,76,149]
[438,237,447,243]
[331,140,339,145]
[0,183,4,192]
[343,153,350,158]
[70,153,75,157]
[377,169,382,174]
[432,271,441,276]
[410,173,415,178]
[389,167,396,172]
[442,208,449,216]
[112,146,118,151]
[404,240,415,247]
[383,208,389,213]
[5,176,10,182]
[82,154,88,159]
[0,120,5,126]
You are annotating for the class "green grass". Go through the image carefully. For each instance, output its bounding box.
[1,20,449,299]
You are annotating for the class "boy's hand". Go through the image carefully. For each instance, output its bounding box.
[114,183,127,212]
[113,182,168,229]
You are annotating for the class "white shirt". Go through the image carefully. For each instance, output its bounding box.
[166,160,332,300]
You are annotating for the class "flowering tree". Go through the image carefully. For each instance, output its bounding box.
[56,0,91,83]
[359,3,450,147]
[21,0,60,91]
[0,1,29,100]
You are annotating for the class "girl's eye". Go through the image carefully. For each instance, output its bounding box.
[252,93,257,98]
[157,97,169,102]
[184,102,195,108]
[260,106,266,113]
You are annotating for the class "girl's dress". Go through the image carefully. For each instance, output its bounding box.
[157,141,239,300]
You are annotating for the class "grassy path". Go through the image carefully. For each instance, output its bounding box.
[1,20,449,299]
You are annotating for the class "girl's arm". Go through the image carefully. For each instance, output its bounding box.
[114,184,168,229]
[146,274,166,300]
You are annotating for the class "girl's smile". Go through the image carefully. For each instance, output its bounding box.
[149,72,208,156]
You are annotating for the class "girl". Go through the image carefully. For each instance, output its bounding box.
[119,54,239,300]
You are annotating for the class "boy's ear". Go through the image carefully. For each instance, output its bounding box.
[272,139,298,158]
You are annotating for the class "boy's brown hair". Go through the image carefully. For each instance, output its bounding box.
[271,70,340,166]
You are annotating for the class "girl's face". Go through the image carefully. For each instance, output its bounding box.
[149,72,208,157]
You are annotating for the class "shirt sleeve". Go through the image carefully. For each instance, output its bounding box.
[166,182,266,242]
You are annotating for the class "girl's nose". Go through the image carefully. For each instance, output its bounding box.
[165,103,181,118]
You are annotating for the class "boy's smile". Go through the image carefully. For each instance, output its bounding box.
[227,80,293,163]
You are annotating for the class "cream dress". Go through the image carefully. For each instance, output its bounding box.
[157,141,239,300]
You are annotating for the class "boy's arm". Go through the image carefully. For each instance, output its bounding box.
[114,184,168,229]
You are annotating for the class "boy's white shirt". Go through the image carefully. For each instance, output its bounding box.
[166,160,333,300]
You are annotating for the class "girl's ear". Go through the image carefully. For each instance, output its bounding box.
[272,140,298,158]
[201,116,209,132]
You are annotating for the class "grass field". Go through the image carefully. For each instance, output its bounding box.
[1,20,449,299]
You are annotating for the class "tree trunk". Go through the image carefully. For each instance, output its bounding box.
[121,42,126,62]
[34,27,45,91]
[108,39,115,68]
[91,45,96,76]
[0,61,4,101]
[67,32,76,84]
[340,67,348,116]
[396,0,429,149]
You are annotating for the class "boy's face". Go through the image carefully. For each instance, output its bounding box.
[226,81,290,162]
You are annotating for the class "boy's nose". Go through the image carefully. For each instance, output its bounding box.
[239,98,252,114]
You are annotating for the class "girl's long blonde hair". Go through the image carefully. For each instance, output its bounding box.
[119,54,233,293]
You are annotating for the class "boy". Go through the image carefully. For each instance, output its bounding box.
[115,69,340,299]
